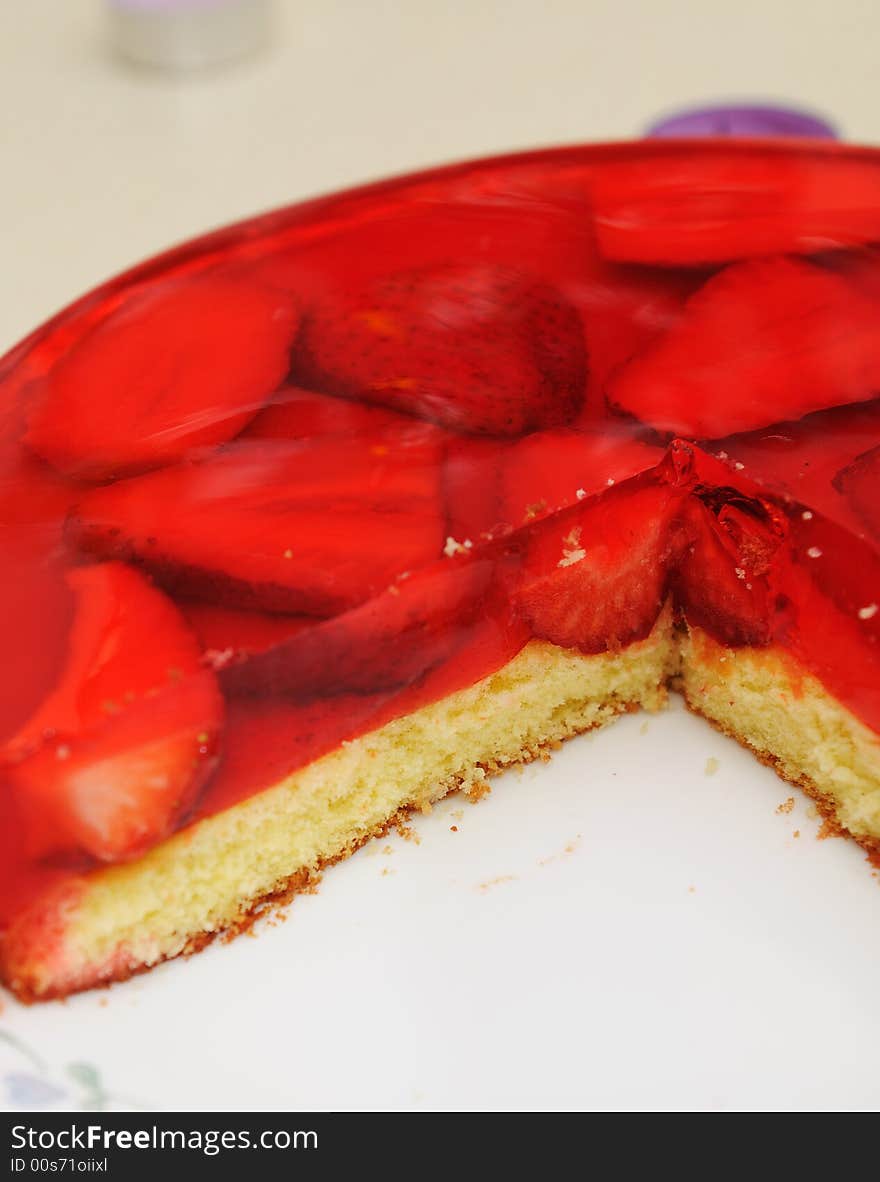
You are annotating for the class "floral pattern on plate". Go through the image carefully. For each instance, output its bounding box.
[0,1028,142,1111]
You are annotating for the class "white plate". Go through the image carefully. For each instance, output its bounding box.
[2,694,879,1112]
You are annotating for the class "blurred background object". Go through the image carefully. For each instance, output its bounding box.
[108,0,274,72]
[646,101,839,139]
[1,0,878,359]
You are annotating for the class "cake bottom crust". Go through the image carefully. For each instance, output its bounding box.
[2,608,677,1003]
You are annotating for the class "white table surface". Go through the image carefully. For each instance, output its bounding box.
[2,0,880,1114]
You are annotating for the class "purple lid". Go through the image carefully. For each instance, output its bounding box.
[646,103,839,140]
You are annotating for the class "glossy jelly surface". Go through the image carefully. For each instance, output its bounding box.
[3,138,880,927]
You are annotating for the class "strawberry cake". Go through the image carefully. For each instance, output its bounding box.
[3,137,880,1002]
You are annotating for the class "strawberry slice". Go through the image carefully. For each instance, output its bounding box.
[835,443,880,542]
[258,201,598,300]
[500,428,664,528]
[182,602,313,665]
[1,562,223,863]
[702,401,880,540]
[220,557,494,698]
[245,385,424,442]
[592,149,880,265]
[26,273,299,481]
[513,481,680,653]
[69,436,446,616]
[292,263,587,436]
[441,435,507,544]
[610,258,880,438]
[440,427,665,558]
[576,263,699,413]
[674,497,783,646]
[0,534,75,746]
[768,514,880,729]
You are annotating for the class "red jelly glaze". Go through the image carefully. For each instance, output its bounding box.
[2,138,880,933]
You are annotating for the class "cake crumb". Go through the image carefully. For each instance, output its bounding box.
[478,875,515,893]
[806,805,820,820]
[575,488,586,500]
[558,526,586,568]
[465,780,492,802]
[203,647,235,671]
[806,546,823,559]
[395,821,420,844]
[801,510,813,521]
[443,536,472,557]
[539,835,582,866]
[858,603,878,620]
[382,844,393,856]
[687,885,696,894]
[793,829,800,839]
[704,756,719,777]
[450,825,458,832]
[381,867,395,877]
[776,797,795,815]
[817,817,841,841]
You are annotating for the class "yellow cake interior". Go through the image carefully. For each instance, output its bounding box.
[5,603,880,1003]
[678,626,880,842]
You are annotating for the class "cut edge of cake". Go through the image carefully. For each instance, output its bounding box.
[0,605,678,1003]
[678,624,880,857]
[5,603,880,1005]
